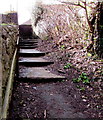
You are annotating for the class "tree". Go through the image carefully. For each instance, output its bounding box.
[59,0,103,58]
[59,0,96,32]
[95,2,103,58]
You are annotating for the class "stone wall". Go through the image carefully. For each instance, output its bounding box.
[1,25,19,100]
[1,12,18,25]
[0,26,2,114]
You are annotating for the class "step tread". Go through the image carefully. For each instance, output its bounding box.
[21,39,40,41]
[19,49,45,54]
[19,67,65,79]
[19,57,53,63]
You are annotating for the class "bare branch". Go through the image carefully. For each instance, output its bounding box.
[59,1,85,9]
[59,0,93,32]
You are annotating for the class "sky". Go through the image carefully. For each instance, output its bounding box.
[0,0,61,24]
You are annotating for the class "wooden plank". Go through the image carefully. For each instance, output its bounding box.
[1,48,18,119]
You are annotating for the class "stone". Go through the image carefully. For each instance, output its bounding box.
[19,57,52,63]
[19,67,65,81]
[31,4,49,40]
[19,49,45,57]
[19,57,54,66]
[20,49,44,54]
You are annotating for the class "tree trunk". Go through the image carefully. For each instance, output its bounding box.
[95,2,103,58]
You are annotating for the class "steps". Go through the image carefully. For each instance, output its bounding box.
[19,39,38,49]
[19,49,45,57]
[19,43,38,46]
[19,57,54,66]
[18,38,65,82]
[19,46,37,49]
[20,40,38,42]
[19,67,65,81]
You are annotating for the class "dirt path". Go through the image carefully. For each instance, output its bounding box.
[9,79,88,118]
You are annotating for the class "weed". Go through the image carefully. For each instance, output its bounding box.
[76,85,80,88]
[73,78,81,83]
[73,72,91,84]
[64,63,72,69]
[96,59,103,62]
[80,72,90,84]
[76,85,85,91]
[0,23,8,26]
[61,79,65,82]
[44,36,49,40]
[61,45,66,50]
[80,87,85,91]
[87,52,92,57]
[0,23,15,26]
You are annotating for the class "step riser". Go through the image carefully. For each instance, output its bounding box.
[19,62,54,67]
[19,43,38,45]
[20,44,38,47]
[19,46,38,49]
[20,42,38,44]
[20,39,39,42]
[20,41,38,43]
[19,53,45,57]
[20,39,39,41]
[20,39,39,40]
[18,78,63,83]
[20,39,38,41]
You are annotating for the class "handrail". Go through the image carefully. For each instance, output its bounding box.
[1,39,19,119]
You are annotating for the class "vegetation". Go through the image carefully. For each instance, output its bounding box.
[60,0,103,58]
[31,1,103,117]
[36,0,102,58]
[64,63,72,69]
[73,72,91,84]
[0,23,15,26]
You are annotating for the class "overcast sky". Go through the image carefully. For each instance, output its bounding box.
[0,0,61,24]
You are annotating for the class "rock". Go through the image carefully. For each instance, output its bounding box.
[31,1,49,39]
[33,87,37,90]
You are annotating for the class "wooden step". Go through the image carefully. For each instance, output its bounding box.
[19,46,38,49]
[19,43,38,46]
[19,57,54,66]
[19,67,65,82]
[19,49,45,57]
[20,39,40,42]
[20,41,38,44]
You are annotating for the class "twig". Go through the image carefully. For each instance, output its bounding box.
[44,110,47,118]
[59,1,85,9]
[26,111,29,119]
